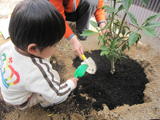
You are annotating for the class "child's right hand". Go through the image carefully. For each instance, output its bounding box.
[69,78,79,89]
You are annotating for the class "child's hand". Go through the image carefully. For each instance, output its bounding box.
[70,78,79,88]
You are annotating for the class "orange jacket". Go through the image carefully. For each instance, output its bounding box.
[49,0,106,40]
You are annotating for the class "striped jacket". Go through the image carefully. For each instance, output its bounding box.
[49,0,106,40]
[0,40,75,105]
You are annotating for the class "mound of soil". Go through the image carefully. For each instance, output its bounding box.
[72,50,149,111]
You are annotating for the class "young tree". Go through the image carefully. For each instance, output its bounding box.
[81,0,160,74]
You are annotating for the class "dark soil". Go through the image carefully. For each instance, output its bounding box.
[72,50,149,111]
[46,50,148,115]
[43,93,92,116]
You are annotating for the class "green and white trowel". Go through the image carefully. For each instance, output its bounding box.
[74,54,96,78]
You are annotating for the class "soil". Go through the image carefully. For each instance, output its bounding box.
[1,27,160,119]
[0,9,160,120]
[72,51,148,111]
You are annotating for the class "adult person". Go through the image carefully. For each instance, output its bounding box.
[49,0,107,59]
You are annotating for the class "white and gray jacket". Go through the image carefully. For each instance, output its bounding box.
[0,40,75,105]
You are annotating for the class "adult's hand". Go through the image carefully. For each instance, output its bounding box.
[99,22,109,35]
[69,35,83,60]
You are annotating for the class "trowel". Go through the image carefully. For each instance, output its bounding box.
[81,54,96,74]
[74,64,88,78]
[74,54,96,78]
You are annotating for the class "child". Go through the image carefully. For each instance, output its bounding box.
[0,0,78,110]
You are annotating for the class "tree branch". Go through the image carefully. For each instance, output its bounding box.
[109,0,116,40]
[115,13,127,39]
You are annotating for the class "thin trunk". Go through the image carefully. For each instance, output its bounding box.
[109,0,116,40]
[110,58,115,74]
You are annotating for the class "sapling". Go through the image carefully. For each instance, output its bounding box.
[81,0,160,74]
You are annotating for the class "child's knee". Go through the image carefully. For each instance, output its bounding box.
[40,97,68,108]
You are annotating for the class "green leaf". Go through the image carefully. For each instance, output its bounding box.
[115,19,121,25]
[140,0,148,6]
[99,5,108,9]
[128,32,139,47]
[122,27,126,36]
[121,43,126,51]
[98,41,100,45]
[126,11,138,26]
[138,33,141,40]
[90,20,98,28]
[98,35,103,42]
[118,49,122,54]
[102,38,107,45]
[100,51,109,56]
[118,4,125,12]
[142,28,157,37]
[81,30,96,36]
[115,13,119,16]
[116,0,122,3]
[135,33,141,45]
[121,56,127,59]
[117,37,127,42]
[142,13,160,25]
[126,31,132,35]
[119,57,122,63]
[122,0,133,10]
[108,53,115,60]
[127,45,130,51]
[123,25,130,30]
[110,39,117,49]
[99,45,109,51]
[106,6,117,13]
[113,24,118,33]
[145,22,160,28]
[105,32,111,38]
[107,39,112,42]
[114,57,118,63]
[112,51,119,57]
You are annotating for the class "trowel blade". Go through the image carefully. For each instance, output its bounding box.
[81,57,96,74]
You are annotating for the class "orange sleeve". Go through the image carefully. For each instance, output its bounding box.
[94,0,106,25]
[49,0,74,40]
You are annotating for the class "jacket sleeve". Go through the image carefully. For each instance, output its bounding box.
[94,0,106,26]
[40,79,75,103]
[49,0,74,40]
[26,58,75,104]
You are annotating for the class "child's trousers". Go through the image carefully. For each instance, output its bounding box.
[14,69,67,110]
[65,0,99,33]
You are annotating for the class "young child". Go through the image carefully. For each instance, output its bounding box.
[0,0,78,110]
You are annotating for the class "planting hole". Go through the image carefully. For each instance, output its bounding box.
[72,50,149,111]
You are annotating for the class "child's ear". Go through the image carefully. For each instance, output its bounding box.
[27,43,39,55]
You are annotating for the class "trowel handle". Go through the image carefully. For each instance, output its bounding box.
[81,54,87,61]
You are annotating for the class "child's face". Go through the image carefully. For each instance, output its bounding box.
[38,42,59,59]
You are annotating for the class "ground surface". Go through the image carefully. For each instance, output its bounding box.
[0,29,160,119]
[0,0,160,120]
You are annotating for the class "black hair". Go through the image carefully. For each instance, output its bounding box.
[9,0,65,51]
